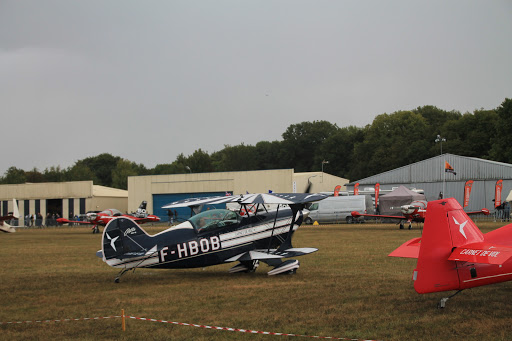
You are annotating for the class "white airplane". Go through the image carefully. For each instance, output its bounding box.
[0,199,20,233]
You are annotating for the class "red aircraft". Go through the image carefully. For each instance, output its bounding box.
[351,200,489,229]
[57,201,160,233]
[390,198,512,307]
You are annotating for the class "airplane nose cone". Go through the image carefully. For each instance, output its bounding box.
[302,209,310,219]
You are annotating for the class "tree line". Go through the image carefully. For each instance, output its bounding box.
[2,98,511,190]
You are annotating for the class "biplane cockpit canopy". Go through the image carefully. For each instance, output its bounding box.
[189,209,241,233]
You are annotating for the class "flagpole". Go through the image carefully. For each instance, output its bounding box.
[443,161,446,198]
[435,135,446,198]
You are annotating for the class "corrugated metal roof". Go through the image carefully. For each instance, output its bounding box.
[348,154,512,185]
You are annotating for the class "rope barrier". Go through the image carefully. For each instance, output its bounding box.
[0,311,380,341]
[128,315,379,340]
[0,315,121,325]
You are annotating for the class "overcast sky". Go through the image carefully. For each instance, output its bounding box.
[1,1,511,175]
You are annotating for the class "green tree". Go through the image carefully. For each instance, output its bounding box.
[442,109,498,157]
[319,125,364,179]
[1,167,27,184]
[254,140,285,170]
[75,153,121,187]
[25,168,44,183]
[351,111,430,179]
[65,163,98,182]
[212,144,258,172]
[186,149,213,173]
[43,166,65,182]
[281,121,339,172]
[111,159,140,190]
[489,98,512,163]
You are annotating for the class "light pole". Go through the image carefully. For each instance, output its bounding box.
[435,135,446,198]
[321,160,329,183]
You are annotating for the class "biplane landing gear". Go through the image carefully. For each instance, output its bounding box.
[229,260,259,273]
[267,260,300,276]
[114,268,132,283]
[437,290,463,308]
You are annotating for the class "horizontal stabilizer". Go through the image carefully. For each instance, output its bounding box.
[388,237,421,259]
[225,247,318,262]
[448,242,512,265]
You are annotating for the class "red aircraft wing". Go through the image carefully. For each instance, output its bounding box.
[351,211,407,220]
[388,237,421,259]
[56,218,93,225]
[466,208,490,216]
[129,215,160,224]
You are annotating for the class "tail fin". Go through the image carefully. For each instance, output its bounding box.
[102,217,151,261]
[133,201,148,218]
[12,198,20,219]
[413,198,484,294]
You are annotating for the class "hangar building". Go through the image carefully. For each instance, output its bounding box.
[0,181,128,226]
[346,153,512,214]
[128,169,347,221]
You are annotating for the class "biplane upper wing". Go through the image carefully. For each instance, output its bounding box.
[162,193,327,208]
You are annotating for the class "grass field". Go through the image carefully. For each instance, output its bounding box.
[2,222,512,340]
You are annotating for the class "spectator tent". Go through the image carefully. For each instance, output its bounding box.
[379,185,426,216]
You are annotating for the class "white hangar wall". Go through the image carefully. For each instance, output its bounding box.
[346,154,512,213]
[0,181,127,225]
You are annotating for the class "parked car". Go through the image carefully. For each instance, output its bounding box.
[305,195,374,224]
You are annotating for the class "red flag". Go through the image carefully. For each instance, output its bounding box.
[495,179,503,208]
[463,180,473,208]
[333,185,341,197]
[375,183,380,208]
[354,183,359,196]
[445,161,456,175]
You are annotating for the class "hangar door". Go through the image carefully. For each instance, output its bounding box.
[153,192,231,223]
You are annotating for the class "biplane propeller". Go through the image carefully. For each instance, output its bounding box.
[96,192,327,282]
[390,198,512,308]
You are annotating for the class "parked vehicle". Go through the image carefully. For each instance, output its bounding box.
[305,195,374,224]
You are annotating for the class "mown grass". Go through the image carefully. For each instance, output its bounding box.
[1,222,512,340]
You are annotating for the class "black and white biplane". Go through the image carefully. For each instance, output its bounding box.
[96,193,327,282]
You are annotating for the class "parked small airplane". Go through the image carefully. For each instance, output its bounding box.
[96,192,327,282]
[390,198,512,307]
[351,200,489,229]
[57,201,160,233]
[0,199,19,233]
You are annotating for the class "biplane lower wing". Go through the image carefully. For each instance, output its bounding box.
[225,247,318,262]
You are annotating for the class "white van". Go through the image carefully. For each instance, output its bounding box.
[305,195,374,224]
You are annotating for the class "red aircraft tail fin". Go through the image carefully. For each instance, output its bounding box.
[413,198,484,294]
